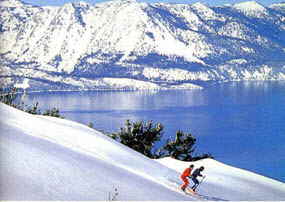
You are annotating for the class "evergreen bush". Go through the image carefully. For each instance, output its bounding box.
[110,120,163,158]
[43,107,64,118]
[88,122,94,128]
[25,102,41,115]
[110,119,213,161]
[160,130,196,161]
[0,87,18,106]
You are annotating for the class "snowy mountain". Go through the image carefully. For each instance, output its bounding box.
[1,102,285,200]
[1,0,285,90]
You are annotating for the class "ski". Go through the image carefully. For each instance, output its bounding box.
[185,188,196,195]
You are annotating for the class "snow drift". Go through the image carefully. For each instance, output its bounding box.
[0,103,284,200]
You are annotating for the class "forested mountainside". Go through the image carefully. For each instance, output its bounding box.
[1,0,285,90]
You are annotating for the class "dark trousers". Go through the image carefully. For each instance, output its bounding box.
[191,177,199,190]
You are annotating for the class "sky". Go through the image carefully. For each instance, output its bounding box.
[22,0,285,7]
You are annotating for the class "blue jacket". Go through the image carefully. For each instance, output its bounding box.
[192,168,203,178]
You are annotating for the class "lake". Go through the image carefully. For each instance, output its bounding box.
[21,81,285,182]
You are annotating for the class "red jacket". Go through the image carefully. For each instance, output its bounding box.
[181,167,192,178]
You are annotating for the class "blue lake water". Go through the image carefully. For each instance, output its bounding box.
[22,81,285,182]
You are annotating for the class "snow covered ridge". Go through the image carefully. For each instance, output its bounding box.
[1,102,285,200]
[1,0,285,90]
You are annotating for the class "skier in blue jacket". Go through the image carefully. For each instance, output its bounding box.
[191,166,205,191]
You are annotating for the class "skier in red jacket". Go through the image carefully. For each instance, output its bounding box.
[180,164,194,191]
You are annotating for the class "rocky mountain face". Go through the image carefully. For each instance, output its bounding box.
[1,0,285,90]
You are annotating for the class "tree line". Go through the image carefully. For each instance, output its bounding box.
[0,87,63,118]
[109,119,212,161]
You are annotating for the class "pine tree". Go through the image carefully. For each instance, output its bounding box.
[162,130,196,161]
[110,120,163,158]
[110,119,213,161]
[43,107,63,118]
[25,102,40,115]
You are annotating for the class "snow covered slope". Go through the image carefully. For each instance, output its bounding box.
[1,103,285,200]
[1,0,285,90]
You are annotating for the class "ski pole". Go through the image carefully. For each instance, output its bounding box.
[195,175,206,192]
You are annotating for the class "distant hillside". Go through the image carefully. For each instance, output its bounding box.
[1,0,285,90]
